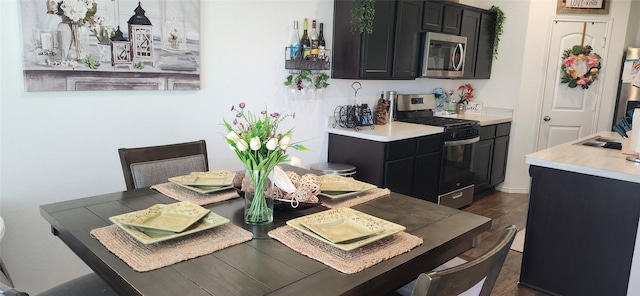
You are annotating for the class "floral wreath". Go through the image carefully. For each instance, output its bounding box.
[560,45,602,90]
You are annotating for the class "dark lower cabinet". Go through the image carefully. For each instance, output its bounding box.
[521,165,640,295]
[473,122,510,195]
[328,133,442,203]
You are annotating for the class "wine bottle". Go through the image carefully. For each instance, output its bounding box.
[318,23,326,60]
[310,20,319,59]
[300,18,310,59]
[290,20,301,60]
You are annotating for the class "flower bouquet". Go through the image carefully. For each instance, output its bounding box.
[457,83,474,104]
[224,103,307,224]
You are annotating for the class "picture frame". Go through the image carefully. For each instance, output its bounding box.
[557,0,610,14]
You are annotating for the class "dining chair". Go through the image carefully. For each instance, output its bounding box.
[118,140,209,190]
[0,216,116,296]
[397,225,518,296]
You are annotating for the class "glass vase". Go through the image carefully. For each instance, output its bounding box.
[57,22,88,61]
[243,169,274,225]
[456,103,467,114]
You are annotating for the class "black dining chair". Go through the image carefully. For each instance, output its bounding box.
[118,140,209,190]
[396,225,518,296]
[0,217,116,296]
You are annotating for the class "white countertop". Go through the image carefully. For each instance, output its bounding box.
[525,131,640,184]
[327,121,444,142]
[326,109,512,142]
[437,113,512,126]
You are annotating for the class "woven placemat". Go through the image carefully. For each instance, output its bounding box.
[321,188,391,208]
[268,225,422,274]
[151,182,240,206]
[91,223,253,272]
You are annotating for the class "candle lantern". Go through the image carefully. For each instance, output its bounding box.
[110,26,132,69]
[127,2,155,67]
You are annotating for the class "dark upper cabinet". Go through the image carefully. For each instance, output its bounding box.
[332,0,421,79]
[422,3,460,34]
[422,2,443,31]
[442,5,462,34]
[460,9,480,79]
[393,1,423,78]
[461,9,495,79]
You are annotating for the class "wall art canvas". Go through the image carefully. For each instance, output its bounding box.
[20,0,200,92]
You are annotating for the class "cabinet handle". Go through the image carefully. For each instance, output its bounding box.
[452,192,463,199]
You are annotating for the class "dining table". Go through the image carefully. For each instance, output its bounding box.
[39,166,491,296]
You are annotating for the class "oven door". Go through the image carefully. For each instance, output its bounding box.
[421,32,467,78]
[439,137,478,195]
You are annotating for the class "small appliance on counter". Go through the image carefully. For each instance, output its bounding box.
[395,93,480,208]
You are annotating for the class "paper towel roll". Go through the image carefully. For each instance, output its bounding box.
[630,109,640,153]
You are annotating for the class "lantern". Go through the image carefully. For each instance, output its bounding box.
[110,26,132,69]
[127,2,154,67]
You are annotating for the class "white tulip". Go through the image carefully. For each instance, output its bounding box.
[279,135,291,150]
[266,137,278,150]
[249,137,261,151]
[226,131,240,142]
[228,144,235,150]
[236,139,248,151]
[289,156,302,166]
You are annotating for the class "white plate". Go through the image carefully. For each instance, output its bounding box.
[287,208,405,251]
[109,201,209,233]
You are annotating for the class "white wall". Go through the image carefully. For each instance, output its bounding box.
[0,0,636,293]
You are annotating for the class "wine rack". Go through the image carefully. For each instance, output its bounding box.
[284,47,330,70]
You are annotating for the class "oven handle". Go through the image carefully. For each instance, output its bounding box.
[444,136,479,147]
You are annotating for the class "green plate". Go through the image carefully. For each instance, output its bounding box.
[109,201,210,233]
[113,211,229,245]
[168,176,235,194]
[177,170,236,186]
[318,175,377,200]
[287,208,405,251]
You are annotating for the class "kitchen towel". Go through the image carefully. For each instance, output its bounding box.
[630,109,640,153]
[151,182,240,206]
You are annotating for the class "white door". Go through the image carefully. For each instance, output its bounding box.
[536,21,608,151]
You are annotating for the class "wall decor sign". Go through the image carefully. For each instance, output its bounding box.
[20,0,201,92]
[557,0,610,14]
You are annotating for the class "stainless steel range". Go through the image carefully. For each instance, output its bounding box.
[395,94,479,208]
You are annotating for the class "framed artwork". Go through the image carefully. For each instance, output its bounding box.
[557,0,610,14]
[20,0,201,92]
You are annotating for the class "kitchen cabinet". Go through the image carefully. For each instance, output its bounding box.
[461,9,495,79]
[328,133,442,203]
[332,0,422,79]
[422,3,461,34]
[473,122,510,195]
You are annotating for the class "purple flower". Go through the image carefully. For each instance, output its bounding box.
[239,102,245,109]
[261,110,267,115]
[230,105,235,111]
[233,118,238,125]
[270,112,280,118]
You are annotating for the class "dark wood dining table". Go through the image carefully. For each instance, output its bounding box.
[40,179,491,295]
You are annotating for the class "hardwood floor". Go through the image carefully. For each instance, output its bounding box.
[460,190,549,296]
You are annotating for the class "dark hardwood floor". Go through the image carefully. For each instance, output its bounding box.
[460,190,548,296]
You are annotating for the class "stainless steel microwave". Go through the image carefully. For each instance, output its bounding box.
[421,32,467,78]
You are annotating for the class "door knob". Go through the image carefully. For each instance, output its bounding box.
[543,116,551,122]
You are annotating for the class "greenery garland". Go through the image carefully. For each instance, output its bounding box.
[490,5,505,59]
[350,0,375,34]
[560,45,602,89]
